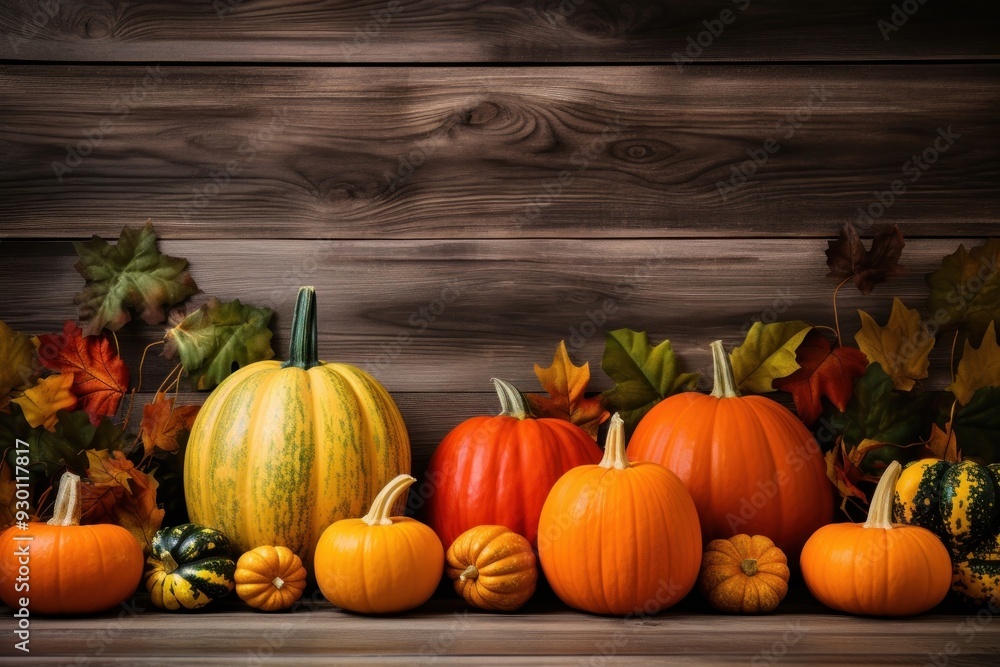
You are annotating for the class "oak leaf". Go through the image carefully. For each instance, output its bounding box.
[774,330,868,425]
[139,392,200,457]
[729,321,812,394]
[950,321,1000,405]
[525,341,609,440]
[164,298,274,390]
[0,320,35,398]
[81,450,163,554]
[601,329,699,436]
[854,298,934,391]
[12,374,77,431]
[35,321,129,421]
[926,238,1000,345]
[826,223,905,294]
[74,222,198,336]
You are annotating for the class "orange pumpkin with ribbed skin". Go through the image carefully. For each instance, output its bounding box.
[446,525,537,612]
[315,475,443,614]
[801,461,952,616]
[538,414,702,616]
[0,473,144,615]
[424,378,602,550]
[235,546,307,612]
[628,340,833,556]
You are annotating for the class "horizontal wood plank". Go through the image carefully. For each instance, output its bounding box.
[1,1,999,62]
[1,66,998,239]
[0,237,981,395]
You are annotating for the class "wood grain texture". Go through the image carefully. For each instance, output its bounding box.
[1,66,998,239]
[0,237,980,394]
[1,0,999,62]
[2,595,997,663]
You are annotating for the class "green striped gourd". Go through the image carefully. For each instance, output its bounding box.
[952,532,1000,609]
[893,459,1000,553]
[184,286,410,567]
[145,523,236,610]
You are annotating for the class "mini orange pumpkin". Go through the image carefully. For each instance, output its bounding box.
[698,535,789,613]
[801,461,952,616]
[538,413,702,616]
[0,473,144,615]
[314,474,444,614]
[235,546,307,612]
[446,525,537,612]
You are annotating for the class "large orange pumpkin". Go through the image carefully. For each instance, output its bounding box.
[424,378,602,549]
[627,340,833,556]
[537,413,702,616]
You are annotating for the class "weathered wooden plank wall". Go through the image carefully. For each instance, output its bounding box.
[1,1,998,486]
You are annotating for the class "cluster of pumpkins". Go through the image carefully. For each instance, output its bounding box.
[1,287,997,617]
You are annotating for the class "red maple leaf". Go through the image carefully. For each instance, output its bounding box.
[36,321,129,422]
[774,330,868,425]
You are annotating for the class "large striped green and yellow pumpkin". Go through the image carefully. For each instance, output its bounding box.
[184,286,410,567]
[893,459,999,553]
[952,532,1000,609]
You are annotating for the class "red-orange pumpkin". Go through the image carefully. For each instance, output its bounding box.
[627,340,833,556]
[424,378,602,549]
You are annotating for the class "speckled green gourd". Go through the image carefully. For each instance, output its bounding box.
[952,532,1000,608]
[145,523,237,611]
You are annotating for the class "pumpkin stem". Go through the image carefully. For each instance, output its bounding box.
[459,565,479,582]
[272,576,285,590]
[283,286,320,370]
[362,474,416,526]
[47,471,82,527]
[492,378,530,420]
[599,413,630,470]
[160,552,180,575]
[709,340,741,399]
[740,558,759,577]
[864,460,903,530]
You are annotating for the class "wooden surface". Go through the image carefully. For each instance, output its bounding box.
[3,592,999,666]
[2,0,999,62]
[1,65,999,239]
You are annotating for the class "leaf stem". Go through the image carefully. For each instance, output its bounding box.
[123,340,165,432]
[832,277,851,347]
[949,330,960,386]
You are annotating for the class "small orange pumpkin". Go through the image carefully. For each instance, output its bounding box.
[801,460,952,616]
[698,535,789,613]
[0,472,144,615]
[235,546,307,611]
[538,413,702,616]
[446,525,537,612]
[314,474,444,614]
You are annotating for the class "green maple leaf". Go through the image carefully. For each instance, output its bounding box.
[164,298,275,390]
[950,386,1000,462]
[600,329,699,437]
[926,238,1000,345]
[729,321,813,394]
[0,406,121,479]
[74,222,199,336]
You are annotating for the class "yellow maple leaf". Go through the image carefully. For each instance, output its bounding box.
[950,321,1000,404]
[525,340,609,440]
[0,320,35,398]
[12,373,77,431]
[854,298,934,391]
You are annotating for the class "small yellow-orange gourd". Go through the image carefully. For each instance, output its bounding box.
[314,474,443,614]
[698,535,789,613]
[235,546,307,612]
[446,525,537,612]
[801,461,952,616]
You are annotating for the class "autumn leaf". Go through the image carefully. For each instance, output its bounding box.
[601,329,699,436]
[0,320,36,398]
[164,298,274,390]
[73,222,199,336]
[951,386,1000,462]
[0,462,38,530]
[825,437,875,511]
[923,423,960,463]
[926,238,1000,345]
[729,321,812,394]
[773,330,868,425]
[82,450,164,554]
[832,363,934,452]
[950,321,1000,405]
[12,374,77,431]
[854,298,934,391]
[0,405,93,478]
[35,321,129,421]
[825,223,905,294]
[525,341,609,440]
[139,391,200,457]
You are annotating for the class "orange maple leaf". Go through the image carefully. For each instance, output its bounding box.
[35,321,129,422]
[525,341,609,440]
[139,391,200,458]
[81,450,163,554]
